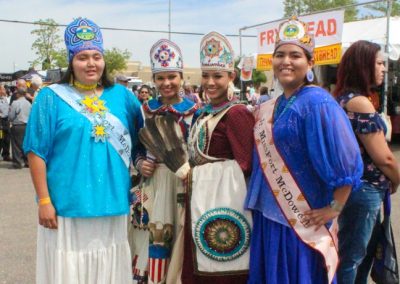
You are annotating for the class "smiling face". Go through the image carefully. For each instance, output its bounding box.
[72,50,105,85]
[201,71,235,105]
[272,44,313,94]
[153,71,182,104]
[374,51,386,86]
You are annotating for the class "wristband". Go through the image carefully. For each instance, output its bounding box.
[38,197,51,206]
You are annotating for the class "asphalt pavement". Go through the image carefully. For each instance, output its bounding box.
[1,146,400,283]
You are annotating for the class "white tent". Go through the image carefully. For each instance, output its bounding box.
[342,16,400,60]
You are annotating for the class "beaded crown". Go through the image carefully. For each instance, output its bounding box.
[64,18,103,61]
[275,16,315,56]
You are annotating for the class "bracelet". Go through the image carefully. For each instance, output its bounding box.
[38,197,51,206]
[329,199,344,213]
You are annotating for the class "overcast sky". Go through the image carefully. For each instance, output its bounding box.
[0,0,285,73]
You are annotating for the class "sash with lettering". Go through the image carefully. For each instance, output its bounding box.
[48,84,132,168]
[254,98,338,283]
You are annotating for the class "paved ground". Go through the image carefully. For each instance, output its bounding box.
[1,146,400,283]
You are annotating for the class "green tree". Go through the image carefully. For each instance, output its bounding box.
[284,0,358,22]
[31,18,65,70]
[104,48,131,75]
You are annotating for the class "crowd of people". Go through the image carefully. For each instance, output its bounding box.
[3,14,397,284]
[0,76,43,168]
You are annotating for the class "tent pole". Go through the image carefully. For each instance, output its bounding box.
[384,0,392,115]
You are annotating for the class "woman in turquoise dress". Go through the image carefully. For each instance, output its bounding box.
[245,16,363,284]
[23,18,143,284]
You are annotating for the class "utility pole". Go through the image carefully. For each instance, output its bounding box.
[168,0,171,40]
[384,0,392,114]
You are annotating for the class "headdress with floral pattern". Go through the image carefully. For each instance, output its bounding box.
[150,39,183,74]
[200,31,234,72]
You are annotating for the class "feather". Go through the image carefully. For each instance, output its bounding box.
[139,113,188,173]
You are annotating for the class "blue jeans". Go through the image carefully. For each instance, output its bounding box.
[337,183,386,284]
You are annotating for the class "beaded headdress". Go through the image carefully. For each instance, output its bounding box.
[150,39,183,74]
[64,18,104,62]
[200,31,234,72]
[275,16,315,56]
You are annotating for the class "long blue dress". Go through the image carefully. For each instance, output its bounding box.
[245,86,363,284]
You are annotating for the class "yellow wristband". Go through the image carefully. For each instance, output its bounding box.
[38,197,51,206]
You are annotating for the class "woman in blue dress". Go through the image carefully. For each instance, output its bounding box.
[245,16,363,284]
[334,40,400,284]
[23,18,143,284]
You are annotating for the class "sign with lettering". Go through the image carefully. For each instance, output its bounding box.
[256,10,344,70]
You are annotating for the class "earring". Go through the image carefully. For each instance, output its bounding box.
[227,82,235,101]
[227,87,234,101]
[306,69,314,83]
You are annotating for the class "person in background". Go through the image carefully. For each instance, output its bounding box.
[182,81,200,104]
[246,16,363,284]
[334,40,400,284]
[132,84,139,97]
[116,74,129,88]
[256,86,271,104]
[137,84,152,104]
[10,79,27,105]
[9,88,31,169]
[26,75,43,102]
[23,17,143,284]
[0,84,11,162]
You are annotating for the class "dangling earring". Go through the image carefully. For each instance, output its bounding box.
[227,87,234,101]
[306,69,314,83]
[227,82,234,101]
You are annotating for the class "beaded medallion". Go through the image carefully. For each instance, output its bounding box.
[194,207,251,262]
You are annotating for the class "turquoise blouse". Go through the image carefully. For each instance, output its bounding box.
[23,84,143,217]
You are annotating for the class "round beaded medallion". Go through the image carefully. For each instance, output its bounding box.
[194,207,250,261]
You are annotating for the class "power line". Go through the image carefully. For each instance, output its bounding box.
[0,18,257,38]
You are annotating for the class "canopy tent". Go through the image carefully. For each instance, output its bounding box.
[342,16,400,60]
[19,69,45,81]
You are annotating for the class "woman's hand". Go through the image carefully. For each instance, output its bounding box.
[38,203,58,230]
[139,159,156,178]
[304,206,340,231]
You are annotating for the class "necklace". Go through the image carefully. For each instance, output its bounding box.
[273,86,305,121]
[73,80,98,91]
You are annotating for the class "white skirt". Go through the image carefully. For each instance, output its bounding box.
[128,164,185,284]
[36,215,132,284]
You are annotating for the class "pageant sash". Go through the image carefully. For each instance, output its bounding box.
[49,84,132,168]
[254,98,338,283]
